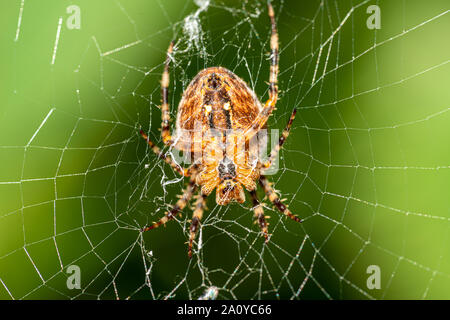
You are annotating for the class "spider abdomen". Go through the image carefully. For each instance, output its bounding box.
[174,67,263,152]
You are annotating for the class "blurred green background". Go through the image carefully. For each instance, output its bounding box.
[0,0,449,299]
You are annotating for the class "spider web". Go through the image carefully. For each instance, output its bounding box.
[1,0,449,300]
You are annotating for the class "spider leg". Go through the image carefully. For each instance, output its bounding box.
[249,189,269,242]
[262,108,297,170]
[161,41,174,146]
[267,2,279,105]
[188,193,208,258]
[259,175,302,223]
[140,129,189,177]
[245,2,279,139]
[141,179,197,232]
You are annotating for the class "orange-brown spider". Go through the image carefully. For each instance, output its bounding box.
[140,3,301,258]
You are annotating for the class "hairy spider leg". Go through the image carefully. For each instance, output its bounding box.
[141,178,197,232]
[139,129,189,177]
[161,41,174,145]
[267,2,279,104]
[188,193,208,258]
[259,175,302,223]
[245,2,279,139]
[262,108,297,169]
[249,189,269,242]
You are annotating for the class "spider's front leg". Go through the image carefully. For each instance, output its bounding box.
[187,193,207,258]
[259,175,302,223]
[249,189,269,242]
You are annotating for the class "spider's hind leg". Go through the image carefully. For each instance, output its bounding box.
[245,2,280,139]
[161,41,174,146]
[259,175,302,223]
[267,2,279,104]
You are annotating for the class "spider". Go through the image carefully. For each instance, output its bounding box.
[140,2,301,258]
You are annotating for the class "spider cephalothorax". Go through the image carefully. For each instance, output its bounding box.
[140,3,301,258]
